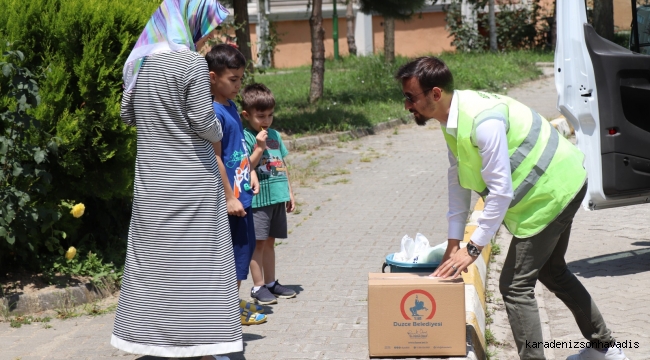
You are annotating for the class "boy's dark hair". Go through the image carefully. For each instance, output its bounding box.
[241,83,276,112]
[205,44,247,74]
[395,57,454,93]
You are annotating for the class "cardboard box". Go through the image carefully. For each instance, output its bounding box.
[368,273,466,358]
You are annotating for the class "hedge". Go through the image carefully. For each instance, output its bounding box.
[0,0,160,273]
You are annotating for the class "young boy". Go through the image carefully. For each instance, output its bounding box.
[241,83,297,305]
[205,44,266,325]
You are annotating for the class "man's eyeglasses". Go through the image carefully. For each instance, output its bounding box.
[403,88,432,103]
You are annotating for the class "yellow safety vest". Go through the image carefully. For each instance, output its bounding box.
[442,90,586,238]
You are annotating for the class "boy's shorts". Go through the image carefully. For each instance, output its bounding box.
[252,203,287,240]
[229,207,256,281]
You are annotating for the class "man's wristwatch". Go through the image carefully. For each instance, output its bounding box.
[467,241,482,257]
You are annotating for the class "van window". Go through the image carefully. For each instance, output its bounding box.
[631,1,650,54]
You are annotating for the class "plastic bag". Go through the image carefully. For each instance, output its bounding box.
[416,241,447,264]
[393,233,433,263]
[392,234,414,262]
[411,233,430,263]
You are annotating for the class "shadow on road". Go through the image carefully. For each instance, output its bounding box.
[568,247,650,277]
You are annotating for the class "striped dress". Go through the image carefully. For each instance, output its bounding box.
[111,51,242,357]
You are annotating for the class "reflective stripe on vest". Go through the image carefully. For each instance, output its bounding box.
[509,110,559,208]
[468,107,556,207]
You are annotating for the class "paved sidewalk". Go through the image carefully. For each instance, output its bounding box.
[0,121,457,360]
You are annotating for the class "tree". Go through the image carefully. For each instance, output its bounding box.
[593,0,614,41]
[233,0,254,69]
[257,0,272,67]
[346,0,357,56]
[309,0,325,103]
[489,0,497,51]
[383,17,395,62]
[359,0,428,62]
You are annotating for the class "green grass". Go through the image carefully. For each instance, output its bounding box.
[8,315,51,328]
[255,51,553,136]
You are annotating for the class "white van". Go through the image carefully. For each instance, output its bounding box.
[555,0,650,211]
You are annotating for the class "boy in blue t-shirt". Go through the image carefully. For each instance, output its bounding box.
[206,44,266,326]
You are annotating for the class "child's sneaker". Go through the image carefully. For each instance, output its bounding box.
[566,348,629,360]
[251,286,278,305]
[240,308,267,325]
[240,299,264,313]
[267,280,296,299]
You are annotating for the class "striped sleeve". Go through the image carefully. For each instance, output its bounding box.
[120,90,136,126]
[183,54,222,143]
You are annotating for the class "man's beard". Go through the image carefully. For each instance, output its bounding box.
[412,111,429,126]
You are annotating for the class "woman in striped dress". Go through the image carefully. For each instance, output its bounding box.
[110,1,241,359]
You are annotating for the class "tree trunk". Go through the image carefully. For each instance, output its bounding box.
[488,0,497,51]
[550,0,557,50]
[383,16,395,63]
[309,0,325,103]
[346,0,357,56]
[257,0,271,67]
[233,0,253,70]
[593,0,614,41]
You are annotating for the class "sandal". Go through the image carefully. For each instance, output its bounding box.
[240,299,264,313]
[240,308,267,325]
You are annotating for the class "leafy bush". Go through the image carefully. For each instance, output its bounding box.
[44,251,123,286]
[445,0,547,52]
[613,31,630,49]
[444,1,487,52]
[0,46,63,267]
[0,0,160,274]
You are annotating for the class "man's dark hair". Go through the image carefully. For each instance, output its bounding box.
[205,44,247,74]
[241,83,276,112]
[395,57,454,93]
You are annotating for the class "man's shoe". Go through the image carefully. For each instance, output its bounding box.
[566,348,629,360]
[251,286,278,305]
[267,280,296,299]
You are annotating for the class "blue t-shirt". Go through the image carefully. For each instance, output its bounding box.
[213,100,253,208]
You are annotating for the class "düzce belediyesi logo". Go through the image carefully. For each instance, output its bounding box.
[400,289,436,320]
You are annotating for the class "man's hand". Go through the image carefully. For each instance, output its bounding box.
[256,129,268,150]
[440,240,461,264]
[226,198,246,217]
[431,246,477,279]
[286,192,296,213]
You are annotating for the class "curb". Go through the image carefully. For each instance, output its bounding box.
[1,282,113,315]
[535,62,555,79]
[283,118,407,151]
[460,198,491,360]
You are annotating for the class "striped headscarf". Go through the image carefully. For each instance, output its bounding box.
[123,0,229,92]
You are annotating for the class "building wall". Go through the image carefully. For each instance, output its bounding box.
[267,18,351,68]
[213,1,636,69]
[372,12,453,58]
[614,0,632,31]
[265,11,454,68]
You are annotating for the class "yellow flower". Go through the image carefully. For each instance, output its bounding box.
[70,203,85,218]
[65,246,77,260]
